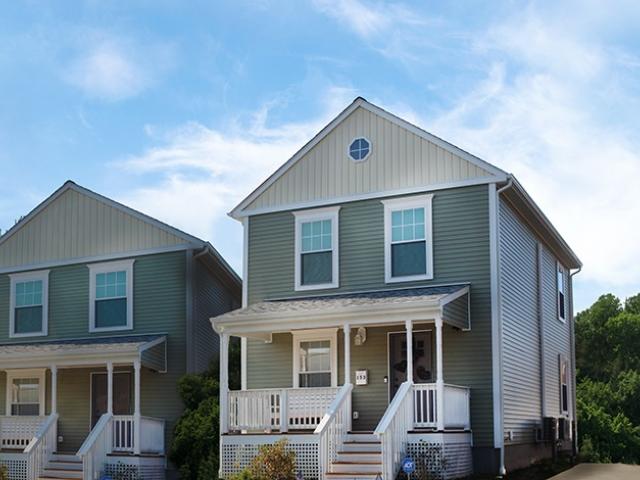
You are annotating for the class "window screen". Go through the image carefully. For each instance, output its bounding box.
[300,220,333,285]
[14,280,43,334]
[391,207,427,277]
[95,271,127,328]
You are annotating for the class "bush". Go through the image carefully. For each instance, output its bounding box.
[0,464,7,480]
[247,440,297,480]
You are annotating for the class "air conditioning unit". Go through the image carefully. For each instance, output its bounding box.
[558,418,571,441]
[542,417,558,443]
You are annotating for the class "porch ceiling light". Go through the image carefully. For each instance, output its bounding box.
[354,326,367,346]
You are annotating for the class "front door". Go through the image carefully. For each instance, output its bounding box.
[91,372,132,428]
[389,331,433,400]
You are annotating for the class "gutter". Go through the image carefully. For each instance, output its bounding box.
[495,178,513,477]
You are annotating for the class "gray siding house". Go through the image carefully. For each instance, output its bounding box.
[212,98,581,479]
[0,181,241,480]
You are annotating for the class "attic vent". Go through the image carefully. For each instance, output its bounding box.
[349,137,371,161]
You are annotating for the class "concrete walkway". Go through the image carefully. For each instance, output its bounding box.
[550,463,640,480]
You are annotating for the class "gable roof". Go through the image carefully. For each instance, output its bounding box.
[230,97,508,218]
[0,181,241,286]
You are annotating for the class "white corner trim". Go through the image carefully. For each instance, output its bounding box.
[8,270,50,338]
[5,368,47,416]
[292,328,339,388]
[88,259,135,333]
[382,194,434,284]
[241,217,249,390]
[293,206,340,292]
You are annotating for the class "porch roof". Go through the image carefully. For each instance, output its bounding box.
[212,284,470,339]
[0,334,167,371]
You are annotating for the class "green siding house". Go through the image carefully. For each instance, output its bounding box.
[0,182,241,480]
[212,98,581,479]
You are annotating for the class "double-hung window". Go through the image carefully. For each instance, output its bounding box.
[293,330,338,388]
[89,259,134,332]
[6,369,46,416]
[557,263,566,322]
[294,207,340,291]
[559,355,569,416]
[9,271,49,338]
[383,194,434,283]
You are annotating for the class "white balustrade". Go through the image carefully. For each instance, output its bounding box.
[112,415,134,453]
[375,381,413,480]
[78,413,113,480]
[413,384,437,428]
[139,416,165,454]
[315,383,353,477]
[0,416,46,450]
[228,387,339,432]
[412,383,470,430]
[25,413,58,480]
[443,384,471,429]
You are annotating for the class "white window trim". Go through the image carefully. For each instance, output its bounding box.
[559,354,570,417]
[557,261,566,323]
[383,194,434,284]
[347,136,372,162]
[292,329,338,388]
[88,259,135,333]
[5,368,46,416]
[9,270,49,338]
[293,206,340,291]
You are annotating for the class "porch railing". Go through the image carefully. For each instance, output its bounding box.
[25,413,58,480]
[78,413,113,480]
[412,383,471,429]
[140,416,165,454]
[0,416,46,450]
[227,387,339,432]
[111,415,166,454]
[112,415,134,453]
[375,381,413,480]
[315,383,352,477]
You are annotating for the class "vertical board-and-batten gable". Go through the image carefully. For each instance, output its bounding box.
[233,98,506,217]
[0,182,203,271]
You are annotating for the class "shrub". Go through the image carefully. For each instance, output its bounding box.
[247,440,297,480]
[0,464,7,480]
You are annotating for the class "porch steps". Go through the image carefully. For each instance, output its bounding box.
[326,432,382,480]
[38,454,83,480]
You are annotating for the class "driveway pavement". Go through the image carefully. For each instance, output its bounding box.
[550,463,640,480]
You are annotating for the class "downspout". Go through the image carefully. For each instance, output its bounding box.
[495,177,513,477]
[569,266,582,458]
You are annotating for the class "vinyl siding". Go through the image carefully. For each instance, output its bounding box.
[192,260,239,373]
[541,246,573,419]
[142,341,167,372]
[499,198,541,444]
[247,106,493,212]
[246,184,494,446]
[443,294,469,330]
[0,187,186,270]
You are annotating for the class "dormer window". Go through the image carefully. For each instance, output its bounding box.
[349,137,371,161]
[383,194,434,283]
[294,207,340,291]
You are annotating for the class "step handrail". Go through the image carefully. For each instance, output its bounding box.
[78,412,113,480]
[374,381,413,480]
[314,383,353,477]
[24,413,58,480]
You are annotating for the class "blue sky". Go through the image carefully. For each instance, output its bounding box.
[1,1,639,311]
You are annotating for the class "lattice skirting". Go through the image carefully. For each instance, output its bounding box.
[221,439,319,479]
[104,461,166,480]
[0,458,28,480]
[405,440,473,480]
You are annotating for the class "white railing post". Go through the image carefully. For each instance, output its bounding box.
[315,383,353,478]
[405,320,414,383]
[375,381,413,480]
[220,333,230,434]
[280,389,288,433]
[435,315,445,431]
[133,360,141,455]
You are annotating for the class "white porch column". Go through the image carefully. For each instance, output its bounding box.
[50,365,58,415]
[435,315,445,431]
[106,361,114,415]
[133,359,141,455]
[405,320,414,384]
[343,324,351,385]
[220,333,229,434]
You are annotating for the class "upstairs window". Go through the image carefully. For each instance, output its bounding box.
[560,355,569,415]
[383,194,434,283]
[349,137,371,161]
[557,263,566,322]
[89,259,134,332]
[9,271,49,338]
[294,207,340,291]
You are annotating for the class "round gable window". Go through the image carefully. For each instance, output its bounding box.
[349,137,371,161]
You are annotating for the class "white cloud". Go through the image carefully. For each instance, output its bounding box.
[64,35,172,101]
